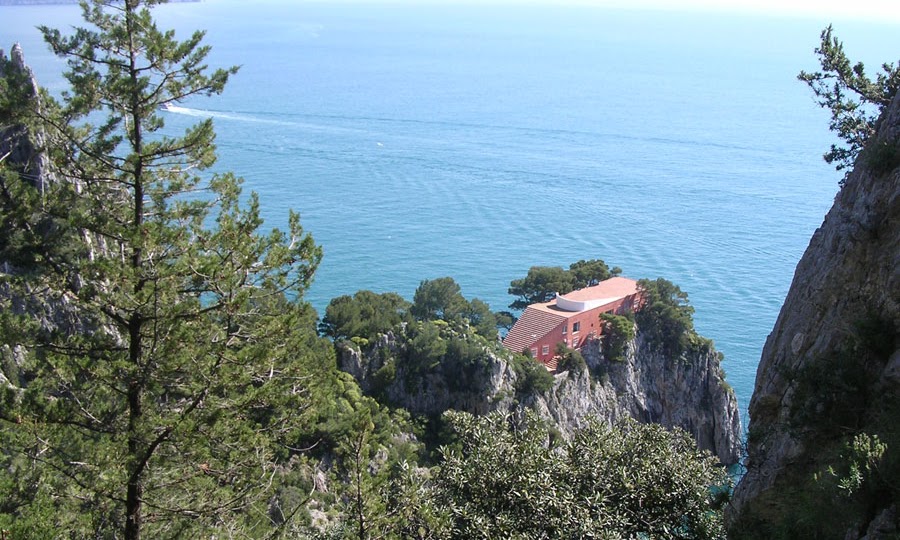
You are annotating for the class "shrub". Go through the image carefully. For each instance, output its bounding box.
[320,290,410,341]
[511,355,554,396]
[599,312,635,362]
[554,342,587,374]
[864,138,900,176]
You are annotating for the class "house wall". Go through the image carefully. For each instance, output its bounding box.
[530,293,639,364]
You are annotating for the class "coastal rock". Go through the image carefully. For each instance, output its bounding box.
[0,44,53,194]
[529,334,741,464]
[729,91,900,528]
[338,324,742,464]
[339,330,519,416]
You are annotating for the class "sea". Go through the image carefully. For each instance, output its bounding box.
[3,0,899,429]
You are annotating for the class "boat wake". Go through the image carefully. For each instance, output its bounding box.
[161,104,279,124]
[160,105,366,135]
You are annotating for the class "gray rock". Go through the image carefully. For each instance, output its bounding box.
[729,92,900,525]
[529,333,741,464]
[339,323,742,465]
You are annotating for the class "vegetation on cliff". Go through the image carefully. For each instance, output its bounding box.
[1,1,735,537]
[636,278,713,358]
[733,316,899,538]
[507,259,622,309]
[798,25,900,181]
[730,27,900,538]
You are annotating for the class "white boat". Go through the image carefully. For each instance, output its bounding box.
[158,102,174,111]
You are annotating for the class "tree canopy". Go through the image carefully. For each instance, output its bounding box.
[635,278,708,357]
[320,277,504,343]
[391,411,729,539]
[508,259,620,310]
[798,25,900,181]
[319,290,411,341]
[411,277,470,322]
[0,1,325,537]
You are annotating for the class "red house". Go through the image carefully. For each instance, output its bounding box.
[502,276,640,368]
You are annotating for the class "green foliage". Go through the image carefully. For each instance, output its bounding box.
[0,57,73,279]
[511,353,555,396]
[406,411,729,539]
[599,312,635,362]
[787,314,895,441]
[508,265,575,309]
[798,25,900,181]
[406,321,449,373]
[494,310,517,332]
[411,277,468,321]
[508,259,618,310]
[555,342,587,374]
[408,277,500,340]
[0,1,344,537]
[864,138,900,176]
[465,298,498,341]
[371,358,397,398]
[732,425,898,540]
[635,278,703,358]
[443,334,493,392]
[569,258,615,288]
[787,348,873,440]
[833,433,887,496]
[402,321,498,396]
[732,315,899,539]
[319,290,410,341]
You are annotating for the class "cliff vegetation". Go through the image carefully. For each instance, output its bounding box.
[1,2,739,538]
[729,27,900,539]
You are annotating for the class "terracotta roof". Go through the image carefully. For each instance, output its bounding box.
[529,276,638,316]
[502,277,640,355]
[502,307,566,354]
[560,276,638,302]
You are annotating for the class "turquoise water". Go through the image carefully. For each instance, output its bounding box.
[3,1,899,427]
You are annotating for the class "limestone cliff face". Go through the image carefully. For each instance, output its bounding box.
[0,44,53,195]
[339,324,742,465]
[729,91,900,532]
[529,334,741,465]
[339,330,520,416]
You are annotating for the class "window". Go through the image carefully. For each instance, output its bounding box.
[531,347,538,357]
[573,322,581,333]
[562,324,567,335]
[542,345,550,356]
[572,337,579,348]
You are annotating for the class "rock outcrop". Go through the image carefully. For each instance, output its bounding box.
[729,91,900,534]
[0,44,52,194]
[530,334,741,465]
[339,323,742,465]
[339,330,520,416]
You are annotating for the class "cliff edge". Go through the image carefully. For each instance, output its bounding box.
[729,92,900,536]
[340,322,742,465]
[531,333,741,465]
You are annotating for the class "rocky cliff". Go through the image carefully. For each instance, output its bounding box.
[531,333,741,465]
[0,44,52,195]
[339,323,742,465]
[729,92,900,536]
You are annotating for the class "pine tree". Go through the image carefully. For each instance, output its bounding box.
[798,25,900,181]
[1,1,322,537]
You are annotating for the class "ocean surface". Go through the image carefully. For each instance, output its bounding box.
[3,1,898,428]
